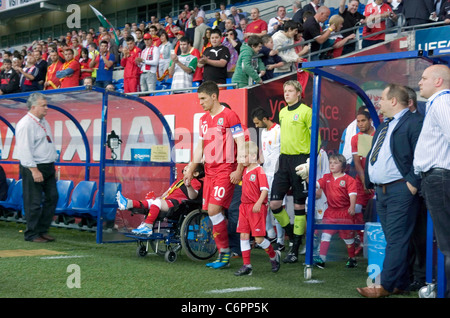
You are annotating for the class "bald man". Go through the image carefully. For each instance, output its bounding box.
[303,6,334,60]
[414,64,450,297]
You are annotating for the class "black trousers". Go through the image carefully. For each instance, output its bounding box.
[421,168,450,297]
[21,163,58,241]
[375,181,419,292]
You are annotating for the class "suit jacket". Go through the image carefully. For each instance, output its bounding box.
[193,23,209,52]
[365,110,423,190]
[294,3,318,23]
[401,0,435,22]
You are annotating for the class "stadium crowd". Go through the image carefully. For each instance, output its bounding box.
[0,0,450,299]
[1,0,449,95]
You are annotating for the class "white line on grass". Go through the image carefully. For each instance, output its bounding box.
[40,255,91,260]
[206,287,262,294]
[304,279,324,284]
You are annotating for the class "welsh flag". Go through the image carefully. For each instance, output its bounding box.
[90,5,120,45]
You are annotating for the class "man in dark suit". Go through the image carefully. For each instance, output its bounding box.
[401,0,435,26]
[293,0,321,23]
[357,83,423,298]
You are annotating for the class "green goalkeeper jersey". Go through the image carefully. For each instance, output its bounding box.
[279,101,319,155]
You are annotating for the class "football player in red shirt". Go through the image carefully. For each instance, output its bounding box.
[184,81,245,269]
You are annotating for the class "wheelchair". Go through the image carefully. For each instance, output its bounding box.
[123,198,217,263]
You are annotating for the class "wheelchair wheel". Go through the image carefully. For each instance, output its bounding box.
[136,241,148,257]
[165,250,178,263]
[180,209,217,261]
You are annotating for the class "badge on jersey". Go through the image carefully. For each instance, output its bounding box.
[250,174,256,182]
[340,180,346,187]
[217,118,224,126]
[293,114,299,121]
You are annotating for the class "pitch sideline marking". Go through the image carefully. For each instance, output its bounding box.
[206,286,262,294]
[40,255,91,260]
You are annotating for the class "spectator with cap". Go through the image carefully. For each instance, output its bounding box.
[136,33,159,93]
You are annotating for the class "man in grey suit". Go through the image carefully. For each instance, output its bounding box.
[193,16,209,52]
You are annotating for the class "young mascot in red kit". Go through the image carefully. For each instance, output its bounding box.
[296,153,357,268]
[235,141,281,276]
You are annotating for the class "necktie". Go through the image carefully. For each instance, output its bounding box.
[370,117,393,165]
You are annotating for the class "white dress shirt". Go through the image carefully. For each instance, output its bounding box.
[414,89,450,174]
[368,108,409,185]
[15,112,58,168]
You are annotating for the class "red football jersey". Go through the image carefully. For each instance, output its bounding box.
[363,3,392,41]
[199,105,244,176]
[241,165,269,205]
[163,177,202,202]
[317,173,357,211]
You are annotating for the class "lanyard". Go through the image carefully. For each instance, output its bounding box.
[28,114,52,143]
[426,90,450,117]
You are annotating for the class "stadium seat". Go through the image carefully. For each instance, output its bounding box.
[94,182,121,221]
[0,179,23,211]
[70,182,121,218]
[5,178,15,197]
[62,180,97,216]
[55,180,74,215]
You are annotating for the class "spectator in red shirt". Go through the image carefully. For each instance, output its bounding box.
[120,36,142,93]
[362,0,397,48]
[56,48,81,88]
[244,8,268,41]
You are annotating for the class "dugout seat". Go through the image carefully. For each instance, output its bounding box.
[76,182,121,228]
[0,179,23,211]
[62,180,97,216]
[55,180,74,214]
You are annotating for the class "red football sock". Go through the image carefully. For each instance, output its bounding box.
[213,219,229,251]
[347,242,355,258]
[144,204,160,225]
[319,240,330,257]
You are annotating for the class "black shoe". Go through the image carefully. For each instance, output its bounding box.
[346,257,357,268]
[274,243,285,252]
[283,252,298,263]
[283,234,302,263]
[271,250,281,272]
[409,280,426,292]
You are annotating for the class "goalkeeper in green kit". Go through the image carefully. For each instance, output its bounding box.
[269,80,320,263]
